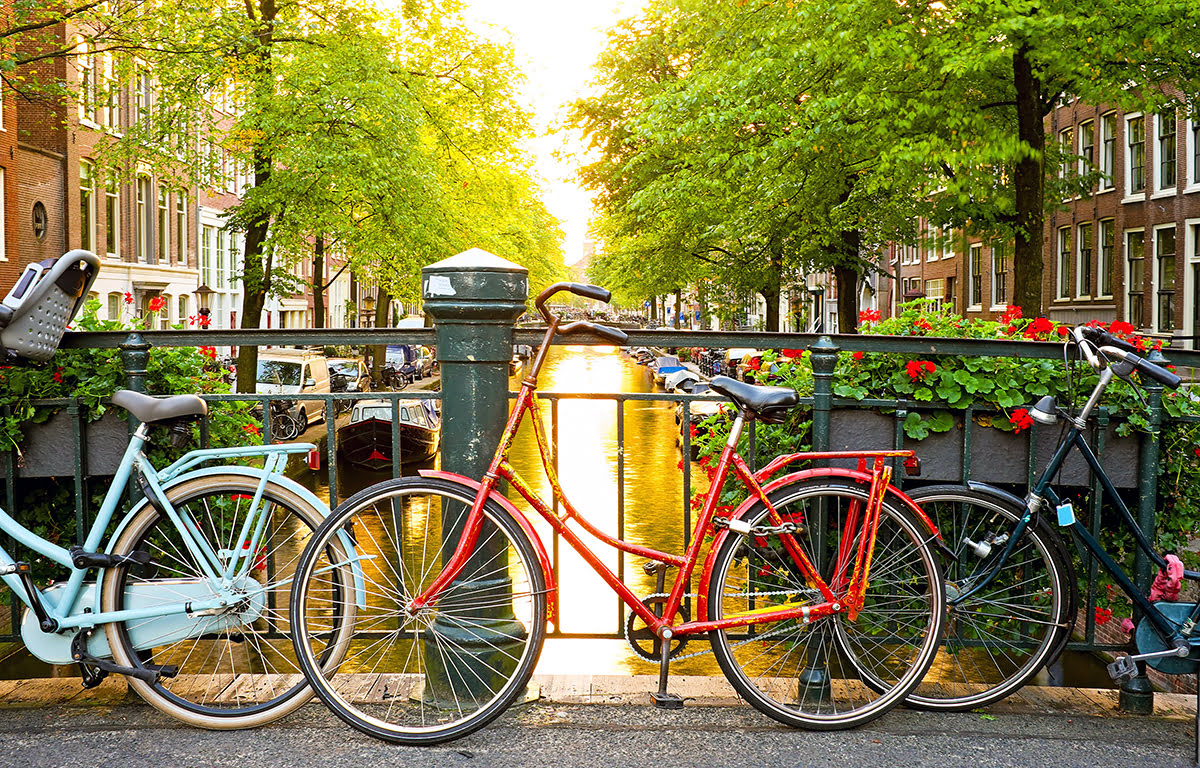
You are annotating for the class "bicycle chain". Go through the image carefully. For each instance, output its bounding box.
[622,589,823,662]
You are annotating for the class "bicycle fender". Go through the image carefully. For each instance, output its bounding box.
[961,481,1029,514]
[695,468,946,622]
[104,466,367,608]
[418,469,558,627]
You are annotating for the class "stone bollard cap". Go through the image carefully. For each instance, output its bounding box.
[423,248,529,316]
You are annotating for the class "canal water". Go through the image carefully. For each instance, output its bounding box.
[1,344,1111,688]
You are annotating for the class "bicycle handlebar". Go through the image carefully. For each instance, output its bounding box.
[1072,325,1180,389]
[533,282,628,345]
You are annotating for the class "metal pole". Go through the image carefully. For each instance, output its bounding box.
[420,249,529,703]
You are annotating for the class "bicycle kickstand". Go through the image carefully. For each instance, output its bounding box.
[647,561,683,711]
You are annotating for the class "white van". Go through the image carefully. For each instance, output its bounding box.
[255,349,330,426]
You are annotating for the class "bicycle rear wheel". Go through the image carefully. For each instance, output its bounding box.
[291,477,547,745]
[904,485,1076,710]
[707,478,944,730]
[101,474,354,729]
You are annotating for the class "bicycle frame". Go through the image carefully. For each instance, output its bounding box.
[0,422,316,634]
[961,401,1199,647]
[409,321,933,641]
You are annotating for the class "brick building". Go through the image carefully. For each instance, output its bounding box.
[881,96,1200,349]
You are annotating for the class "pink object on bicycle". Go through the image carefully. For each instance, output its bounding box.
[1149,553,1184,602]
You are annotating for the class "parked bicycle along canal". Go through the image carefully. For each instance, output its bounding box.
[0,344,1108,687]
[307,343,1112,686]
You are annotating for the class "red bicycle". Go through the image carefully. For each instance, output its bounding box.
[290,283,947,744]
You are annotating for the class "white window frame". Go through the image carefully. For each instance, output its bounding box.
[105,178,120,259]
[0,168,6,261]
[1186,107,1200,194]
[967,243,983,309]
[1079,120,1095,180]
[1126,228,1146,328]
[1153,224,1177,334]
[1099,112,1117,191]
[939,226,953,261]
[1076,221,1093,299]
[1059,127,1074,185]
[990,243,1008,310]
[1184,219,1200,347]
[1153,109,1178,198]
[1098,218,1115,299]
[79,160,95,253]
[1056,227,1071,300]
[1125,113,1146,202]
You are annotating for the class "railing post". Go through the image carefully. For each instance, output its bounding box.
[119,332,150,394]
[1119,347,1166,714]
[808,335,839,452]
[421,248,529,703]
[802,334,839,700]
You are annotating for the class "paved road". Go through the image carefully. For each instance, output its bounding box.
[4,698,1196,768]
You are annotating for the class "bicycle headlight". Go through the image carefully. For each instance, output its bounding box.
[1030,395,1058,425]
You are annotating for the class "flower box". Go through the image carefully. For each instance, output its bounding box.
[15,410,128,478]
[828,408,1139,488]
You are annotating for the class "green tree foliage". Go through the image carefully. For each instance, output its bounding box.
[18,0,564,388]
[574,0,1200,324]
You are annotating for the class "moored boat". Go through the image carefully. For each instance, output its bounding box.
[336,398,441,471]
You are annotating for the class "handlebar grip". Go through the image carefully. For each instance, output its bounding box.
[1130,355,1181,389]
[1081,326,1138,355]
[590,324,629,344]
[567,283,612,304]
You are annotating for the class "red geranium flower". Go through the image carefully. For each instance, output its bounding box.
[858,309,881,325]
[852,351,864,361]
[53,368,63,383]
[123,292,134,305]
[781,349,804,358]
[1095,607,1113,626]
[999,305,1023,323]
[1023,317,1054,339]
[906,360,935,381]
[148,295,166,313]
[243,423,261,437]
[1009,408,1033,433]
[1109,321,1135,336]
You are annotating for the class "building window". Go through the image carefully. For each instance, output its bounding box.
[1080,120,1094,178]
[939,226,953,261]
[136,176,152,262]
[105,178,119,258]
[177,295,188,326]
[1158,109,1177,192]
[1059,127,1074,181]
[157,187,168,261]
[175,192,186,263]
[924,278,945,311]
[135,66,152,126]
[1155,226,1176,333]
[200,225,214,286]
[991,243,1008,307]
[80,161,95,253]
[106,292,121,321]
[216,228,227,289]
[1192,111,1200,186]
[1127,114,1146,195]
[1100,112,1117,190]
[1057,227,1071,300]
[1127,229,1145,327]
[968,243,982,308]
[1077,222,1093,298]
[0,168,6,261]
[1099,219,1115,297]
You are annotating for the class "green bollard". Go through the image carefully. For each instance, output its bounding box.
[419,249,529,706]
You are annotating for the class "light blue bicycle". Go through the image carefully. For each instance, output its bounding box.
[0,252,359,728]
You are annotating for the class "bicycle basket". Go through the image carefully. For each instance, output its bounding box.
[0,250,100,363]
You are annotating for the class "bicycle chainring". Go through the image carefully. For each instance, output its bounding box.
[624,595,690,662]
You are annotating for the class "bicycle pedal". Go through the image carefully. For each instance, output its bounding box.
[1107,655,1138,682]
[651,692,685,710]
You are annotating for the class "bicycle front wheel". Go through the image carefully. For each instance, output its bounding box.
[904,485,1076,711]
[291,477,547,745]
[101,474,354,729]
[707,478,944,730]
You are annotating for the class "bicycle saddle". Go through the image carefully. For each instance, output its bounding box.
[112,390,207,423]
[708,375,799,424]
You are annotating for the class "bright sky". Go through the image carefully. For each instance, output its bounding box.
[459,0,646,266]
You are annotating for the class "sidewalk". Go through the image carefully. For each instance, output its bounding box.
[3,675,1196,768]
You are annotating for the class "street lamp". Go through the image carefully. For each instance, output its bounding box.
[193,283,215,328]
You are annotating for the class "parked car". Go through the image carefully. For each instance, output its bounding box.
[328,357,370,393]
[256,348,329,426]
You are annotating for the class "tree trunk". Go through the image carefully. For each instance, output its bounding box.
[673,292,681,328]
[1013,44,1046,318]
[759,284,781,332]
[313,236,325,330]
[698,281,708,331]
[370,288,391,388]
[835,226,862,333]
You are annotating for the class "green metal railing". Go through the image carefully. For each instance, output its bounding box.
[4,327,1199,665]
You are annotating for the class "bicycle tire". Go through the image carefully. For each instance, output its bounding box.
[707,478,944,730]
[100,474,355,729]
[271,412,301,441]
[902,485,1076,711]
[291,476,547,745]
